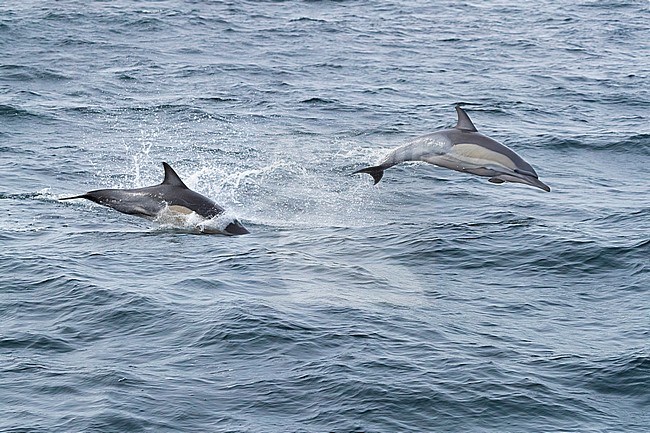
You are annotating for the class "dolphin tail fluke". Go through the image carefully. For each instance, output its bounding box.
[354,166,385,185]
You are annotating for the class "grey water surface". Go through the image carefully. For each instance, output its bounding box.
[1,1,649,432]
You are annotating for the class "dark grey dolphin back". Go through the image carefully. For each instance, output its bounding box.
[157,163,249,233]
[450,108,539,178]
[163,187,226,219]
[155,162,224,218]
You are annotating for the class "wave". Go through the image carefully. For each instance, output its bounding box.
[0,333,75,354]
[584,354,650,403]
[0,104,39,119]
[300,97,337,105]
[540,134,650,154]
[165,300,615,431]
[0,64,70,82]
[549,352,650,407]
[377,218,648,282]
[593,208,650,225]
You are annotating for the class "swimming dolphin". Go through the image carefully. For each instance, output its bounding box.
[354,106,550,192]
[61,162,249,235]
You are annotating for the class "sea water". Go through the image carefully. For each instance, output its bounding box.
[1,1,648,431]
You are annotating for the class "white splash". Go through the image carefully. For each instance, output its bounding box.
[153,205,240,235]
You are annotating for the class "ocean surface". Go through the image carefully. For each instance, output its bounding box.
[1,1,649,431]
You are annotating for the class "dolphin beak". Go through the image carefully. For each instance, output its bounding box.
[527,177,551,192]
[224,219,250,235]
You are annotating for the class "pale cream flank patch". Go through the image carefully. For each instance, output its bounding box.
[451,143,517,170]
[168,205,194,215]
[156,205,198,226]
[155,205,234,235]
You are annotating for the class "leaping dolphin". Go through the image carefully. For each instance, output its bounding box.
[354,106,550,192]
[61,162,249,235]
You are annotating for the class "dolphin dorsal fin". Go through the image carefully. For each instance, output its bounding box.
[454,105,478,132]
[161,162,189,188]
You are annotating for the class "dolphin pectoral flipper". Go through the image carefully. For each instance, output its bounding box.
[354,165,385,185]
[514,168,538,178]
[488,177,505,184]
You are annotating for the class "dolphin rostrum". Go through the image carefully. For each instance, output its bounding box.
[61,162,249,235]
[354,106,550,192]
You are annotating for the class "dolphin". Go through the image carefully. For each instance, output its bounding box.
[61,162,249,235]
[354,106,550,192]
